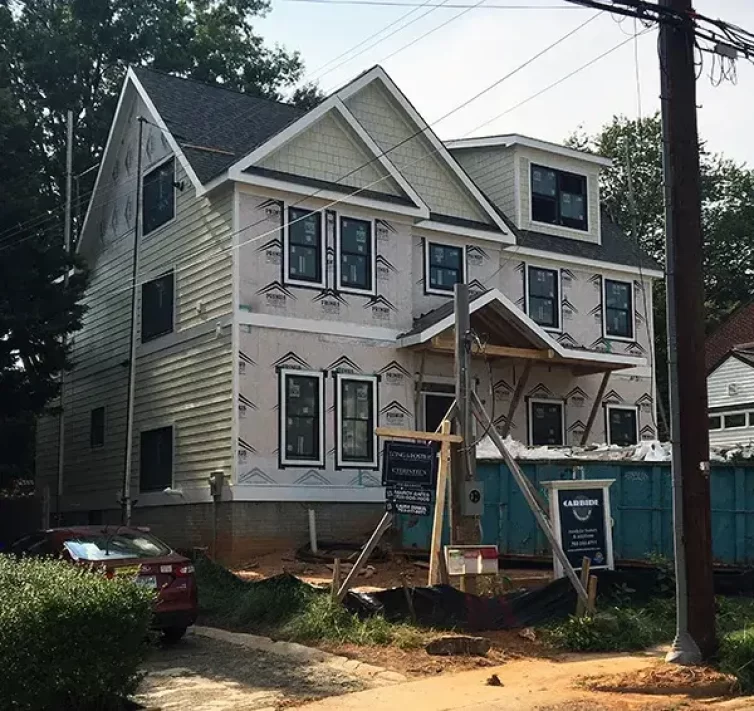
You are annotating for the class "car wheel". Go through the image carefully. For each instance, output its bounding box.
[162,626,188,644]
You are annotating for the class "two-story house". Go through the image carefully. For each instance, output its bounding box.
[35,66,662,562]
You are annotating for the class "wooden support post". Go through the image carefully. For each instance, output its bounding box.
[581,371,611,446]
[576,556,591,617]
[438,549,450,585]
[429,420,452,586]
[471,391,591,612]
[331,558,341,601]
[502,362,532,438]
[588,575,598,613]
[336,512,393,602]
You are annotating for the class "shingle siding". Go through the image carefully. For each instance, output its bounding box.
[344,82,491,224]
[452,146,517,222]
[258,111,401,196]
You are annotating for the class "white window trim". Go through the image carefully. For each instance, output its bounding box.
[280,369,326,467]
[529,163,589,234]
[140,268,177,343]
[335,373,379,469]
[721,410,750,430]
[708,414,723,430]
[602,277,636,342]
[283,207,327,289]
[142,154,178,238]
[528,398,566,447]
[605,404,639,446]
[138,423,176,493]
[525,264,562,333]
[336,215,377,296]
[420,390,455,431]
[424,240,466,297]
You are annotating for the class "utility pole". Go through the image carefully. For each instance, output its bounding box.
[56,109,74,526]
[659,0,716,662]
[452,283,480,580]
[122,117,146,525]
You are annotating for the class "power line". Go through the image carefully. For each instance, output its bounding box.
[44,18,636,309]
[281,0,581,7]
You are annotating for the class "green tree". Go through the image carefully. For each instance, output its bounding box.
[4,0,323,202]
[569,114,754,437]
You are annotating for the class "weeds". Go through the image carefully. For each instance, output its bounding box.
[195,555,427,648]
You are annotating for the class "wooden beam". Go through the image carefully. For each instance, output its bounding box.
[429,420,452,586]
[580,371,611,446]
[429,337,554,361]
[502,362,532,438]
[375,426,463,443]
[336,512,393,602]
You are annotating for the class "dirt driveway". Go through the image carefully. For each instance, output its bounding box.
[133,632,377,710]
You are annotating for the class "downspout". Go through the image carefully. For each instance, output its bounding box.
[122,116,145,525]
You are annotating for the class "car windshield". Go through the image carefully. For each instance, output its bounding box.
[63,531,171,561]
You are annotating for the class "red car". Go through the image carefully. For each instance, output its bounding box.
[10,526,198,642]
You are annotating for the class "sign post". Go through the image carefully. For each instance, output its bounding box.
[543,479,615,580]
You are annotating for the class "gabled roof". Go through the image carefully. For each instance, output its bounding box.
[399,288,646,373]
[706,301,754,373]
[134,68,305,183]
[447,133,613,167]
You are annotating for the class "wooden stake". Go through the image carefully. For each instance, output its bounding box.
[576,557,591,617]
[400,573,417,623]
[438,549,450,586]
[587,575,598,613]
[331,558,341,601]
[428,420,452,586]
[336,512,393,602]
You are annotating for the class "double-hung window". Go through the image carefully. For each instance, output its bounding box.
[336,375,378,468]
[285,208,324,287]
[338,217,374,294]
[527,266,560,330]
[531,164,588,231]
[139,426,173,492]
[142,157,175,235]
[604,279,634,339]
[425,242,464,295]
[141,271,174,342]
[606,406,638,446]
[529,399,565,446]
[280,370,325,466]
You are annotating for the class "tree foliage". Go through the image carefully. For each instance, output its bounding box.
[0,0,323,483]
[569,114,754,436]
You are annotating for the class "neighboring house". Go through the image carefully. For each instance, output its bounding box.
[36,66,661,561]
[706,303,754,446]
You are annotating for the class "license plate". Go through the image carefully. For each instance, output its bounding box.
[136,576,157,589]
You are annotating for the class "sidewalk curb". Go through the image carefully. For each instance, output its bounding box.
[192,626,407,685]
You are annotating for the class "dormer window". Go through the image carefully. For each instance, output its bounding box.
[531,164,588,232]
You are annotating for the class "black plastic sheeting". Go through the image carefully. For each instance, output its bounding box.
[343,567,754,632]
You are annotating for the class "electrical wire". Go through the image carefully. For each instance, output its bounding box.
[282,0,582,7]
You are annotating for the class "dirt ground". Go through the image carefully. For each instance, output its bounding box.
[133,633,374,711]
[232,549,552,594]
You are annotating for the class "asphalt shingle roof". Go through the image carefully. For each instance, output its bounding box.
[134,68,304,182]
[706,301,754,372]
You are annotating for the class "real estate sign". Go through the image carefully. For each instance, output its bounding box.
[382,441,437,517]
[544,479,615,578]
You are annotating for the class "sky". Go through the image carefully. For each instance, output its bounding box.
[257,0,754,166]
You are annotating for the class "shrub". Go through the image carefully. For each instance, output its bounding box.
[0,555,154,711]
[720,629,754,693]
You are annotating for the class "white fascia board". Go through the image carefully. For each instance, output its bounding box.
[337,67,510,237]
[233,172,426,219]
[398,287,647,370]
[77,76,131,254]
[129,69,203,194]
[508,246,664,279]
[414,219,515,245]
[238,310,401,342]
[446,134,613,168]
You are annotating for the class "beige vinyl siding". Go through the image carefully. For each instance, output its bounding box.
[452,146,517,221]
[344,82,491,224]
[36,113,235,506]
[258,111,402,196]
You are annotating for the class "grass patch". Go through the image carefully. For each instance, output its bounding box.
[195,556,426,648]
